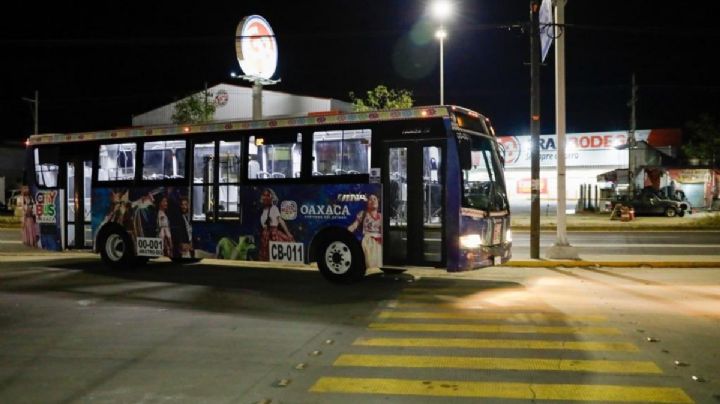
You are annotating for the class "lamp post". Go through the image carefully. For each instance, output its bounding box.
[435,28,447,105]
[430,0,453,105]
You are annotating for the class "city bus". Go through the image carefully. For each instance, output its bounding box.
[25,105,511,283]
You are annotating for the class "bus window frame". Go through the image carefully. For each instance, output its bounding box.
[245,129,305,184]
[32,145,61,189]
[300,123,383,185]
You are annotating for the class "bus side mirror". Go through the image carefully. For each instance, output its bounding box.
[497,143,506,167]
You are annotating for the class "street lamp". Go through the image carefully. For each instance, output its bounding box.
[430,0,453,105]
[435,28,447,106]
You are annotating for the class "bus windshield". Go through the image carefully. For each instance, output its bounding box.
[461,134,508,211]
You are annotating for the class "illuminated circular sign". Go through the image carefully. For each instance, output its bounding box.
[235,15,278,80]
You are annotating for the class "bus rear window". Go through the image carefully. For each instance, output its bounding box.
[98,143,136,181]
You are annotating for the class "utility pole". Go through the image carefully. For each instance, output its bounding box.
[545,0,579,259]
[21,90,39,134]
[628,74,638,196]
[529,1,541,259]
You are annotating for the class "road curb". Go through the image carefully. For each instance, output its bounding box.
[505,260,720,268]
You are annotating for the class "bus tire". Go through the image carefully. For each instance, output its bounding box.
[99,227,135,270]
[316,230,366,284]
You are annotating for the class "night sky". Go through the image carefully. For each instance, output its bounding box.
[2,1,719,142]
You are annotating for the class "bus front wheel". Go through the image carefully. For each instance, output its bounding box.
[100,228,135,269]
[317,231,366,283]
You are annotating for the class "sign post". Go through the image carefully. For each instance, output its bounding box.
[546,0,579,259]
[529,1,541,259]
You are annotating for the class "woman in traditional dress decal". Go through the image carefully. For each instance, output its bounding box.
[258,188,294,261]
[347,193,382,268]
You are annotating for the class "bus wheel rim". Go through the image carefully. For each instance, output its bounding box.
[325,241,352,275]
[106,234,125,262]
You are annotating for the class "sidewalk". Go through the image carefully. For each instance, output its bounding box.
[510,210,720,231]
[507,211,720,268]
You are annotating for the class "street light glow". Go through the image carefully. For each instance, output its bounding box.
[430,0,453,21]
[435,28,447,40]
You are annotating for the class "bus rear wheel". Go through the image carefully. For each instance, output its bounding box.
[317,232,366,283]
[100,229,135,269]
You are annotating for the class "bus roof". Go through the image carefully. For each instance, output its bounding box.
[27,105,488,146]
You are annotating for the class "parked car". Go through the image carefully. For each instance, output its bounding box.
[7,189,22,216]
[612,188,687,217]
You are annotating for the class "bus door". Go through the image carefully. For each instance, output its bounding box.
[383,141,445,267]
[65,156,93,248]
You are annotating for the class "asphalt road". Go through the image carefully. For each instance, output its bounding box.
[1,255,719,403]
[512,230,720,259]
[4,227,720,258]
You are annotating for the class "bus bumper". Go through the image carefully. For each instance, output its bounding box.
[457,242,512,271]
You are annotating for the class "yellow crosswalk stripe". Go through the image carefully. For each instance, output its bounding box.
[354,337,639,352]
[377,311,607,322]
[369,322,621,335]
[334,354,662,374]
[309,377,693,403]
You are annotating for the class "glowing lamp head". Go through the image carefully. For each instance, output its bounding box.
[430,0,453,21]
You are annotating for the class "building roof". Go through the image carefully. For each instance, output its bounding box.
[131,83,354,126]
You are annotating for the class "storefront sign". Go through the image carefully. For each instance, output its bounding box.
[517,178,547,194]
[498,131,639,168]
[236,15,278,80]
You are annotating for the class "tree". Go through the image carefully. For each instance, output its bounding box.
[682,113,720,167]
[171,89,216,124]
[349,85,414,112]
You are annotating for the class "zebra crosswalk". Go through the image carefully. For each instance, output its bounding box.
[309,281,693,402]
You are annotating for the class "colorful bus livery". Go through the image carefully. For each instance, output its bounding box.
[26,105,511,282]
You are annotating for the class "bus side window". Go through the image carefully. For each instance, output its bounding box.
[192,141,215,221]
[248,133,302,179]
[98,143,136,181]
[33,147,60,188]
[218,140,241,219]
[142,140,186,180]
[312,129,371,176]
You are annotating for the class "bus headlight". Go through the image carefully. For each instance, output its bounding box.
[460,234,482,249]
[506,229,512,243]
